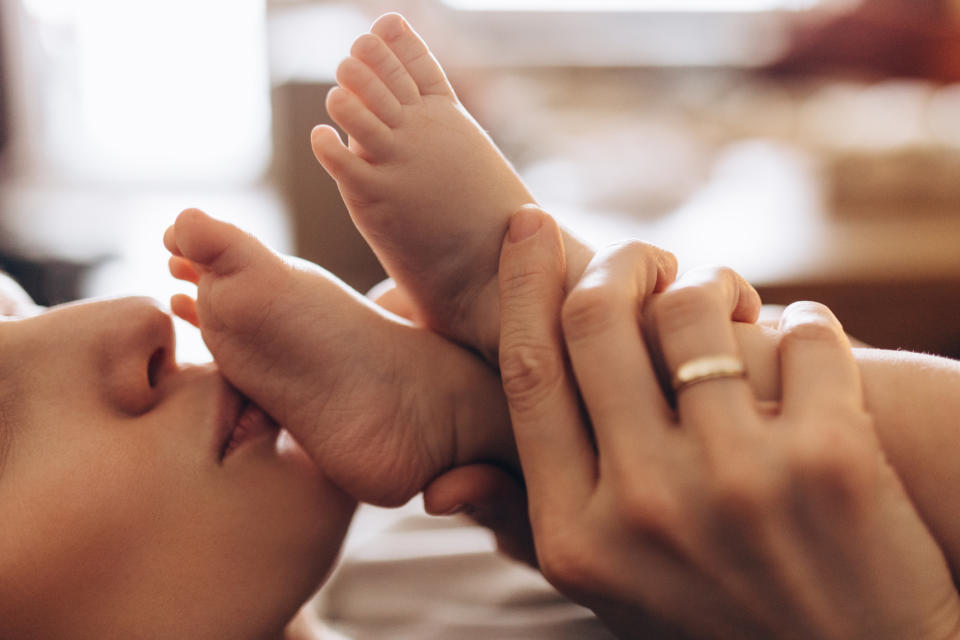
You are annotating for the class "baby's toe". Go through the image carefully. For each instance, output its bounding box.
[325,86,394,160]
[172,208,263,277]
[350,32,420,106]
[336,55,402,128]
[170,293,200,328]
[168,255,200,284]
[371,14,453,98]
[311,124,376,189]
[163,224,183,257]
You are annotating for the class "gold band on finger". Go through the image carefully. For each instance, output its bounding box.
[671,355,746,392]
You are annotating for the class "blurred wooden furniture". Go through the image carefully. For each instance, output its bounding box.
[265,6,960,359]
[271,81,385,293]
[770,0,960,82]
[759,280,960,359]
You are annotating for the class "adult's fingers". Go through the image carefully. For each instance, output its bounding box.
[652,267,758,442]
[561,240,676,461]
[499,205,595,514]
[422,464,537,567]
[778,301,863,420]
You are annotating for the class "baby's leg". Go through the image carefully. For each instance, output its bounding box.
[165,209,515,507]
[312,13,593,363]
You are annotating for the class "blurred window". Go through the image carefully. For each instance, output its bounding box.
[8,0,270,186]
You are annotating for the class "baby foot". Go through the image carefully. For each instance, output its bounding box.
[312,13,556,363]
[165,208,513,507]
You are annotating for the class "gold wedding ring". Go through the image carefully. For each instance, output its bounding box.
[671,355,747,393]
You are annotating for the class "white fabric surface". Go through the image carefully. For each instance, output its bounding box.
[315,503,615,639]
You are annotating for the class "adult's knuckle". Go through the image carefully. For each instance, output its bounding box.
[708,464,774,525]
[788,429,873,506]
[537,532,601,595]
[677,264,729,287]
[499,340,564,412]
[659,248,679,276]
[561,286,620,342]
[703,265,738,285]
[617,239,672,289]
[653,284,720,332]
[618,482,680,540]
[609,238,655,263]
[499,264,550,302]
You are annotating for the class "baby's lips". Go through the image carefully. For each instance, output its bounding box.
[222,403,279,459]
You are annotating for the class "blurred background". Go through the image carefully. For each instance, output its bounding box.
[1,0,959,360]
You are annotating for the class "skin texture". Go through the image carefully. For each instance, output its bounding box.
[164,209,517,508]
[492,209,960,639]
[311,12,593,363]
[308,16,960,606]
[0,276,355,640]
[422,214,960,621]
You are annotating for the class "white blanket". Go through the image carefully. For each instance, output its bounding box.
[316,502,615,639]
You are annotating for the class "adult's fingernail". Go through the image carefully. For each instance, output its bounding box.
[509,207,543,243]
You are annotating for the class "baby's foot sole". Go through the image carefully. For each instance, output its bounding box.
[164,210,482,507]
[313,14,536,361]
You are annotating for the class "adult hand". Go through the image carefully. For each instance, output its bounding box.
[495,206,960,639]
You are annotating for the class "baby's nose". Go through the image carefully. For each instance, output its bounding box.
[98,297,177,415]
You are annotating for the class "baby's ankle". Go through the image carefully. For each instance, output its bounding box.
[443,350,519,475]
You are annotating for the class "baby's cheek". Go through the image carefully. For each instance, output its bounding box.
[272,429,357,553]
[263,439,357,596]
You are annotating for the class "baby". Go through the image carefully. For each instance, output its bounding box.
[164,12,621,511]
[167,12,960,585]
[164,13,779,508]
[164,209,516,508]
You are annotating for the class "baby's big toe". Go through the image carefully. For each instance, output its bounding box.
[172,208,266,277]
[371,13,453,98]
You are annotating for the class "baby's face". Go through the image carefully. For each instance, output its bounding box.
[0,279,355,638]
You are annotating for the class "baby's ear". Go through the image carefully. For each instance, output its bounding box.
[367,279,419,324]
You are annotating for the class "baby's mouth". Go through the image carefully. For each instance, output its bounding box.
[217,385,280,462]
[221,401,278,459]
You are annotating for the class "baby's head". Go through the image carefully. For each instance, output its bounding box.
[0,280,355,638]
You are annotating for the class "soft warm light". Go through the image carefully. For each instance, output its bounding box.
[21,0,271,185]
[441,0,820,11]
